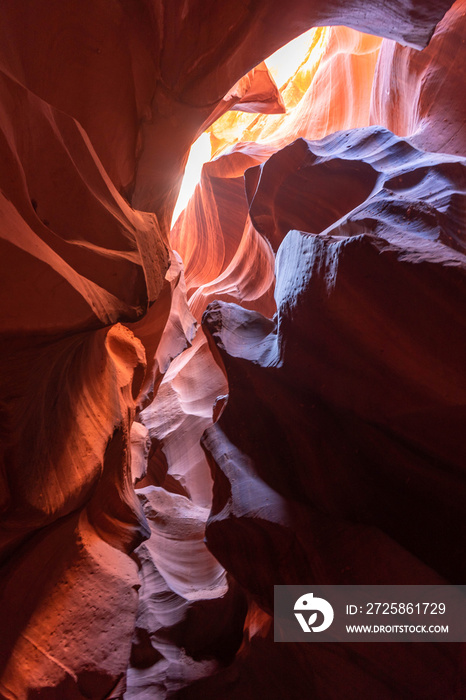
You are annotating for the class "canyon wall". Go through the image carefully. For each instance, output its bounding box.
[0,1,464,698]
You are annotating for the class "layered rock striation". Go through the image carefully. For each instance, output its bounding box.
[0,0,464,699]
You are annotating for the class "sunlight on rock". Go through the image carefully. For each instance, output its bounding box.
[171,132,212,228]
[265,27,317,88]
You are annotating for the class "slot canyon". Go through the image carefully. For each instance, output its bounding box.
[1,0,466,698]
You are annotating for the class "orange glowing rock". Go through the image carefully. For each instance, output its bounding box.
[209,27,381,156]
[127,250,198,407]
[134,9,465,693]
[371,0,466,155]
[0,322,149,698]
[228,62,286,115]
[0,70,168,336]
[170,145,275,300]
[0,512,140,699]
[0,0,462,697]
[206,61,286,131]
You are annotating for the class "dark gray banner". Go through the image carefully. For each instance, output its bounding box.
[274,585,466,642]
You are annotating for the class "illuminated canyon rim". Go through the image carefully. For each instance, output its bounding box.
[0,1,465,698]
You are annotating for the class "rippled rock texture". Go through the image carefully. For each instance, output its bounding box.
[203,127,466,587]
[0,0,464,698]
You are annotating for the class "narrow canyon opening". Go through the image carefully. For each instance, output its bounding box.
[1,2,466,699]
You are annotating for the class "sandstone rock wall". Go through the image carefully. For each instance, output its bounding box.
[0,1,463,698]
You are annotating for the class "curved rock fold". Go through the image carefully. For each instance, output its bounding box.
[0,0,465,698]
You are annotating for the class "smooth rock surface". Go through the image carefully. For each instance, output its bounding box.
[0,1,463,698]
